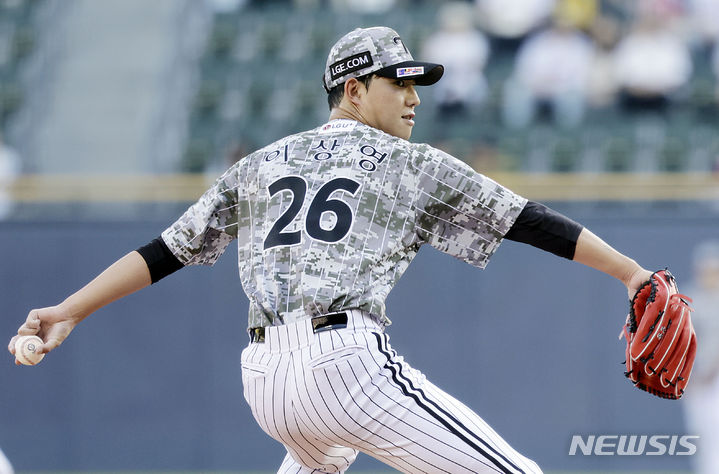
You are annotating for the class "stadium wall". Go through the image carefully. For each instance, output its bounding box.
[0,205,713,472]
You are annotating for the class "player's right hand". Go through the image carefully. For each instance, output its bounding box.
[8,305,77,365]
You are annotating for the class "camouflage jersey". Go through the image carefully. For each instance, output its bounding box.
[161,119,527,328]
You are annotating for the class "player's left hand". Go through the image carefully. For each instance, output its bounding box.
[8,305,77,365]
[621,269,697,399]
[624,267,653,301]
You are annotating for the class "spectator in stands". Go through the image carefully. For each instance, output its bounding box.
[612,11,692,115]
[586,15,621,109]
[501,12,594,129]
[422,2,490,119]
[0,134,20,220]
[475,0,556,53]
[687,0,719,52]
[554,0,599,31]
[683,240,719,474]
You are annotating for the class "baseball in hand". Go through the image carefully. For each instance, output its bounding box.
[14,335,45,365]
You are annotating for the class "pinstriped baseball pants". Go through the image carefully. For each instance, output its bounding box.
[240,310,541,474]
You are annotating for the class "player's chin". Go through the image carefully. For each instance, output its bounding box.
[395,122,414,140]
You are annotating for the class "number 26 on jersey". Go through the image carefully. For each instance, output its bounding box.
[263,176,361,250]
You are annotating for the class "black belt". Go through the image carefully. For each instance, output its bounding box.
[249,312,349,343]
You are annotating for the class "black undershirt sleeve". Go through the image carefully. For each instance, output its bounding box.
[136,237,185,284]
[504,201,584,260]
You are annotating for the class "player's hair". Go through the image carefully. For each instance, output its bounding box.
[327,74,374,110]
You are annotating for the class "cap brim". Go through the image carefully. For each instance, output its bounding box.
[375,61,444,86]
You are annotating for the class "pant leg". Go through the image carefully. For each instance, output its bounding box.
[241,329,358,474]
[277,449,350,474]
[294,329,542,474]
[277,451,315,474]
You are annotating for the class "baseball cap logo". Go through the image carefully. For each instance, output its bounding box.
[329,51,374,82]
[392,35,408,53]
[397,66,425,78]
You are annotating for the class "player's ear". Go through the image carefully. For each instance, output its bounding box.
[344,78,364,106]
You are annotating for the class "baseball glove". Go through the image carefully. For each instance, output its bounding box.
[621,269,697,399]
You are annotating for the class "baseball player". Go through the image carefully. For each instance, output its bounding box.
[9,27,653,473]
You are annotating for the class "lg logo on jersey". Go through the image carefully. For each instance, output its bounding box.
[568,435,699,456]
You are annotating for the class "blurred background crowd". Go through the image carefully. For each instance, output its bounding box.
[0,0,718,195]
[194,0,719,176]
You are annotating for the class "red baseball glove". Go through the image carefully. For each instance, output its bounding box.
[621,269,697,399]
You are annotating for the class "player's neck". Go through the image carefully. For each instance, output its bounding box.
[328,106,365,125]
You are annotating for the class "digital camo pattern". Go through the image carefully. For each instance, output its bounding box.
[161,120,527,328]
[323,27,414,90]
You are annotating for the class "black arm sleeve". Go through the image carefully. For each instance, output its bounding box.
[504,201,584,260]
[136,237,185,284]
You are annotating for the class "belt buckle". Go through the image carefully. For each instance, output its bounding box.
[312,312,348,333]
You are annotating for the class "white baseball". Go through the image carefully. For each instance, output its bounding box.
[15,335,45,365]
